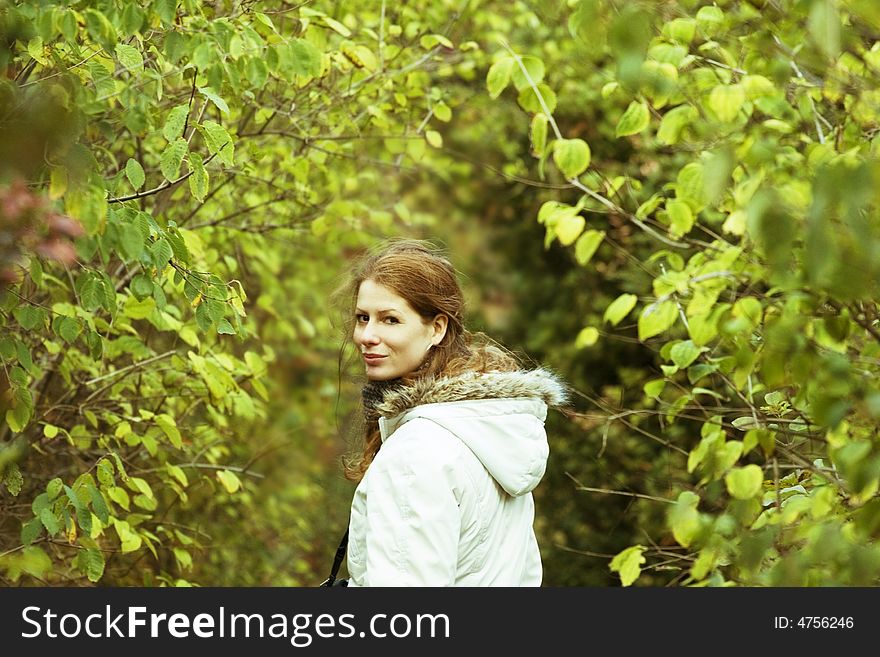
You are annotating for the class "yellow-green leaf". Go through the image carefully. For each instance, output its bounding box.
[163,104,189,142]
[609,545,646,586]
[115,43,143,73]
[638,299,678,341]
[511,56,545,91]
[666,199,694,237]
[216,469,241,494]
[487,58,514,99]
[125,158,145,190]
[156,414,182,449]
[530,113,548,157]
[76,547,105,582]
[725,464,764,500]
[575,327,599,348]
[604,294,638,326]
[669,491,700,547]
[574,229,605,266]
[707,84,745,123]
[188,152,208,202]
[553,138,591,178]
[616,100,650,137]
[425,130,443,148]
[556,213,585,246]
[160,139,187,182]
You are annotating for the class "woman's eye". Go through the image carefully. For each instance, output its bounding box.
[385,317,399,324]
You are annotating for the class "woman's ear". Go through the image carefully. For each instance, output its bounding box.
[431,314,449,345]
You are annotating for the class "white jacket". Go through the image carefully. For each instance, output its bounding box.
[347,368,568,587]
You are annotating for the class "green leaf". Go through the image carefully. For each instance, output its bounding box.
[670,340,702,368]
[669,491,700,547]
[21,517,43,545]
[666,200,694,237]
[87,484,110,523]
[156,414,183,449]
[575,327,599,348]
[199,121,234,166]
[114,43,143,73]
[609,545,646,586]
[707,84,745,123]
[40,507,60,535]
[53,316,81,344]
[657,105,698,145]
[321,15,351,37]
[46,477,63,500]
[638,300,678,341]
[3,463,22,496]
[288,39,322,77]
[511,56,545,91]
[487,57,514,98]
[517,84,557,114]
[97,459,115,488]
[603,294,638,326]
[195,301,213,331]
[124,158,145,190]
[530,113,548,157]
[246,56,270,88]
[809,0,841,59]
[108,486,130,510]
[216,318,236,335]
[118,221,144,262]
[732,416,760,430]
[616,101,650,137]
[643,379,665,398]
[425,130,443,148]
[216,469,241,493]
[553,138,591,178]
[130,274,153,300]
[0,337,14,360]
[128,476,154,500]
[198,86,229,114]
[13,305,46,331]
[725,465,764,500]
[187,152,208,202]
[6,387,33,433]
[163,104,189,142]
[76,548,106,583]
[160,138,188,181]
[150,238,173,271]
[574,229,605,266]
[696,6,724,37]
[665,18,696,44]
[433,102,452,122]
[556,213,585,246]
[155,0,177,25]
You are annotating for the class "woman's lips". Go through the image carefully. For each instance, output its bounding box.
[363,355,386,361]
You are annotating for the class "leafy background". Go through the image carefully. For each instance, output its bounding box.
[2,0,880,586]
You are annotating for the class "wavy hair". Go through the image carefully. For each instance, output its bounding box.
[331,238,521,482]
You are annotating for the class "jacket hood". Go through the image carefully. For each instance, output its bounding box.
[375,368,569,496]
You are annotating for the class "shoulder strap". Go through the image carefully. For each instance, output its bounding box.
[323,528,348,586]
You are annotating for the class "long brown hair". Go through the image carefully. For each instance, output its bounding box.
[332,238,521,482]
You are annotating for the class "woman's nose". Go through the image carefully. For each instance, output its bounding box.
[359,323,380,344]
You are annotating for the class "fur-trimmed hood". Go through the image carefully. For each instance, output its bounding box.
[375,368,569,496]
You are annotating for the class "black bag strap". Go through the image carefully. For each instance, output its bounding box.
[321,528,349,586]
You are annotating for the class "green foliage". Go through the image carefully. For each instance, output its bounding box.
[488,0,880,586]
[4,0,880,590]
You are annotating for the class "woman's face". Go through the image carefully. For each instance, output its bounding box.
[354,279,447,381]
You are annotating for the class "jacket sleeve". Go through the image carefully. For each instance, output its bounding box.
[361,424,461,586]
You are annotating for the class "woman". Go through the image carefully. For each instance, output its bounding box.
[337,238,569,586]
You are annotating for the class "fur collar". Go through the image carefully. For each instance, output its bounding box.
[374,368,570,419]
